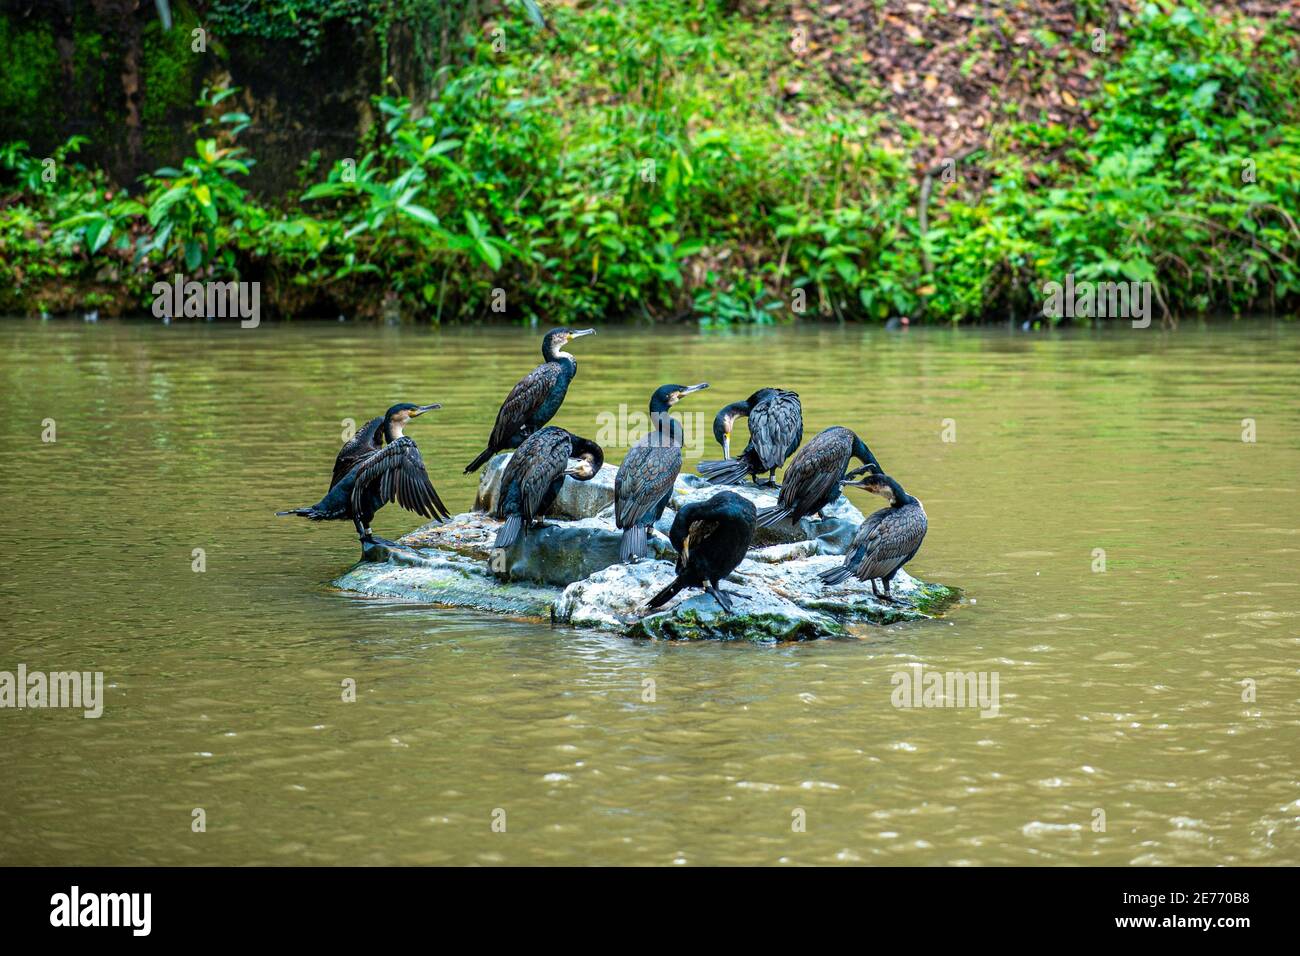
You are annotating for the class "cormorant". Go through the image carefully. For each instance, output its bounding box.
[697,387,802,487]
[464,327,596,473]
[754,425,881,528]
[277,403,450,548]
[492,426,605,551]
[818,472,927,602]
[646,490,756,614]
[614,382,710,562]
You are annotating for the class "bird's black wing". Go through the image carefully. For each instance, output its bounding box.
[489,362,563,448]
[851,505,928,580]
[747,390,802,471]
[678,519,721,573]
[667,500,699,554]
[615,441,681,529]
[351,436,450,521]
[331,415,384,489]
[517,428,571,520]
[778,433,846,516]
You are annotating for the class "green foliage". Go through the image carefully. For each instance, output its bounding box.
[1,0,1296,321]
[136,86,255,272]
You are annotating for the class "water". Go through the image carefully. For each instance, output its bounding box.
[0,318,1296,866]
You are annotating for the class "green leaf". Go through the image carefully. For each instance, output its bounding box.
[400,204,440,228]
[87,218,113,254]
[476,239,502,271]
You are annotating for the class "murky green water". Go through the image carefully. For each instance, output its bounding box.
[0,318,1296,865]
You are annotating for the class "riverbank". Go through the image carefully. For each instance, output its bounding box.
[2,0,1298,324]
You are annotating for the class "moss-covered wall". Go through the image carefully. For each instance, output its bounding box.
[0,0,481,193]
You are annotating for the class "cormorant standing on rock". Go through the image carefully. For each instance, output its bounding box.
[278,403,450,548]
[754,425,881,528]
[464,327,595,473]
[492,426,604,551]
[818,472,927,602]
[614,382,709,562]
[697,387,802,487]
[646,490,756,614]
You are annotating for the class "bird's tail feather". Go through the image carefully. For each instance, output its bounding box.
[494,514,524,551]
[755,506,791,529]
[620,525,649,563]
[276,507,322,520]
[464,447,494,474]
[646,576,686,610]
[697,458,752,485]
[818,564,853,586]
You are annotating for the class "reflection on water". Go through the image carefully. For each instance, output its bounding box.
[0,319,1296,865]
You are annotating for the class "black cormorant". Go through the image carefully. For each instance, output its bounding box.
[492,426,604,552]
[818,472,927,602]
[614,382,709,562]
[697,387,802,487]
[754,425,881,528]
[464,327,595,473]
[646,490,756,614]
[277,403,450,548]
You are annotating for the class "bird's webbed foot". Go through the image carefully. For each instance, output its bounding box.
[706,584,735,614]
[360,534,412,561]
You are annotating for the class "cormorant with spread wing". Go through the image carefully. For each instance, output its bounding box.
[464,327,595,473]
[697,387,802,487]
[492,426,605,552]
[754,425,881,528]
[645,490,756,614]
[818,472,927,603]
[277,403,450,549]
[614,382,710,562]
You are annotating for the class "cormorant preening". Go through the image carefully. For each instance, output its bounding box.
[646,490,756,614]
[492,426,604,552]
[464,327,595,473]
[614,382,710,562]
[277,403,450,548]
[818,472,927,602]
[754,425,881,528]
[697,388,802,487]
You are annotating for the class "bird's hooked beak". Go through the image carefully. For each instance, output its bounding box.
[668,382,708,407]
[564,457,591,478]
[412,403,442,417]
[843,476,892,502]
[568,328,596,340]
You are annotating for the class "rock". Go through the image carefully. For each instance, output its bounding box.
[397,510,671,587]
[555,559,845,643]
[330,472,959,642]
[333,542,559,618]
[472,452,616,519]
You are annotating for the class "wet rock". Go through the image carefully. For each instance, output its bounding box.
[472,452,617,519]
[397,510,671,587]
[331,483,959,641]
[333,543,559,618]
[555,559,845,643]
